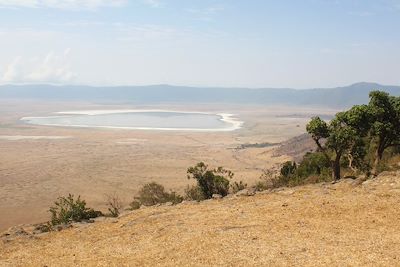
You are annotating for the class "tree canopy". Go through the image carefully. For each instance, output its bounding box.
[306,90,400,180]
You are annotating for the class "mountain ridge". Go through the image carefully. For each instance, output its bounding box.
[1,82,399,108]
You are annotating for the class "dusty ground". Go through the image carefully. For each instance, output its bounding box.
[0,100,337,230]
[1,171,399,266]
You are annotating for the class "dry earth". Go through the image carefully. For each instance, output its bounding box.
[0,100,337,230]
[1,171,400,266]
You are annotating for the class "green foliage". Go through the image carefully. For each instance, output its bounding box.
[306,116,330,141]
[306,112,365,180]
[280,161,297,177]
[187,162,233,198]
[134,182,183,206]
[256,153,332,190]
[49,194,103,225]
[368,91,400,174]
[230,181,248,194]
[184,185,206,201]
[254,90,400,189]
[304,90,400,180]
[296,152,331,178]
[327,118,358,155]
[335,104,370,133]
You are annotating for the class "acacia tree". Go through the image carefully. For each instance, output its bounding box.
[368,91,400,175]
[335,105,371,172]
[306,116,358,181]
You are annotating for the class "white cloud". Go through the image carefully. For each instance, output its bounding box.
[1,49,76,84]
[0,0,127,9]
[2,56,23,82]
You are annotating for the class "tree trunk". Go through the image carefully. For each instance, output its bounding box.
[347,154,357,172]
[372,142,385,176]
[332,155,341,181]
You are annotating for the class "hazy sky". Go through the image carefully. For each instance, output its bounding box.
[0,0,399,88]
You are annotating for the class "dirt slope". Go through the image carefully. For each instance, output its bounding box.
[1,171,400,266]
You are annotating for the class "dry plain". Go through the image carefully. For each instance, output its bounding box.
[0,100,337,230]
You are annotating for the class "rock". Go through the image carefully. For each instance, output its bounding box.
[164,202,173,206]
[93,216,107,222]
[235,188,256,197]
[362,179,372,185]
[55,224,73,231]
[3,226,29,237]
[212,194,222,199]
[33,223,52,234]
[277,189,295,195]
[271,188,285,193]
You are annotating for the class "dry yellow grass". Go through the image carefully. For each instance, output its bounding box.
[1,171,400,266]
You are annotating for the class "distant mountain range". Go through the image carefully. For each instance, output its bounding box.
[1,82,399,108]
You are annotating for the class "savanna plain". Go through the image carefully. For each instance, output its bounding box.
[0,100,336,231]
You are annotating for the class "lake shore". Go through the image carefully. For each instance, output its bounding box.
[21,109,244,132]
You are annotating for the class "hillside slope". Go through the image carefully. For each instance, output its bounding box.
[1,171,400,266]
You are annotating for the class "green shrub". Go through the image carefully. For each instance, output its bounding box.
[187,162,233,198]
[230,181,247,193]
[49,194,103,225]
[134,182,183,206]
[129,200,141,210]
[280,161,297,177]
[184,185,206,201]
[296,152,331,179]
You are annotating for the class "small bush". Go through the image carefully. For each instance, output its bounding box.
[184,185,206,201]
[129,200,141,210]
[49,194,103,225]
[230,181,247,193]
[254,180,269,191]
[105,193,123,217]
[187,162,233,198]
[297,153,330,177]
[134,182,183,206]
[255,152,335,190]
[280,161,297,177]
[254,169,277,190]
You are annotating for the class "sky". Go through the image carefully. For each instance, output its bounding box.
[0,0,399,88]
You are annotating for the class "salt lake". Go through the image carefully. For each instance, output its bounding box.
[21,110,243,132]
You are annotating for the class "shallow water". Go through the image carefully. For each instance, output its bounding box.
[22,111,241,131]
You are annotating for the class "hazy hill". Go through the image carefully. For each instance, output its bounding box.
[0,82,399,108]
